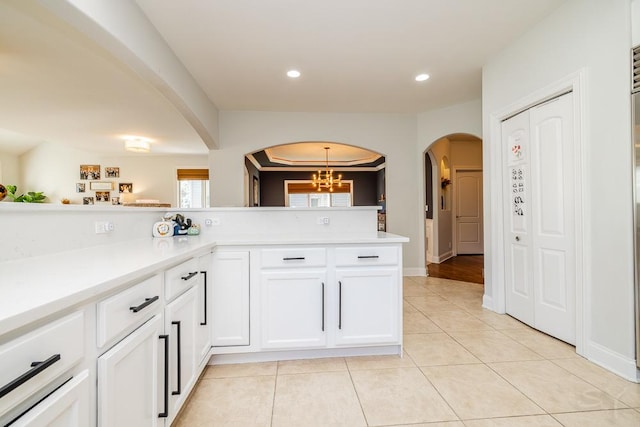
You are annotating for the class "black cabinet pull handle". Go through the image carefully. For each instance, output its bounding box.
[282,257,305,261]
[338,281,342,330]
[321,282,325,332]
[0,354,61,399]
[181,271,198,281]
[129,296,159,313]
[357,255,380,259]
[171,321,181,396]
[200,271,208,326]
[158,335,169,418]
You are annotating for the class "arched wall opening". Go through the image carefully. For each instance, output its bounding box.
[423,133,483,273]
[245,141,386,214]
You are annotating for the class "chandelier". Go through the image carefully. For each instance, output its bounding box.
[312,147,342,192]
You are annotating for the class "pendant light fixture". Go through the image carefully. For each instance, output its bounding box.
[312,147,342,192]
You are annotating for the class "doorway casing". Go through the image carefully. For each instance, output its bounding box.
[486,70,587,358]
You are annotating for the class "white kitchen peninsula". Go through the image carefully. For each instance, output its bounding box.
[0,205,408,426]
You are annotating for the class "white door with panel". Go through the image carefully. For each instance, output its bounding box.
[211,251,250,347]
[455,170,484,254]
[502,92,576,345]
[334,268,399,346]
[260,270,327,349]
[98,314,164,427]
[165,286,198,423]
[196,255,212,364]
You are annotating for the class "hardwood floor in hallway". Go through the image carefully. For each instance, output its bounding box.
[428,255,484,284]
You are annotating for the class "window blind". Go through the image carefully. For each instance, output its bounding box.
[176,168,209,180]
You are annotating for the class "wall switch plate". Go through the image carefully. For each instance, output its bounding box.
[95,221,113,234]
[317,217,330,225]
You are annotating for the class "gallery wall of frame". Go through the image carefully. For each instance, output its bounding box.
[77,164,133,205]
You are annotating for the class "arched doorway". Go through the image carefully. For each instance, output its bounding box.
[245,141,386,216]
[423,133,483,283]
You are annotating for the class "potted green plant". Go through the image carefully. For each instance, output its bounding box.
[4,185,47,203]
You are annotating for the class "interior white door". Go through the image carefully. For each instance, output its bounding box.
[502,92,576,345]
[502,110,535,328]
[455,170,484,254]
[529,94,576,344]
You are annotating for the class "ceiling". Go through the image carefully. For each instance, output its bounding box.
[250,142,385,170]
[0,0,204,156]
[135,0,565,113]
[0,0,565,157]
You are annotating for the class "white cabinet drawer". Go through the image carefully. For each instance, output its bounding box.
[334,246,399,267]
[97,274,162,348]
[0,311,84,419]
[260,248,326,269]
[165,258,200,301]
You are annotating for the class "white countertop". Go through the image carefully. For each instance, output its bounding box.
[0,232,408,337]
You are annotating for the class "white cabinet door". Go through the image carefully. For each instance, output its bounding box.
[260,270,327,349]
[165,286,198,423]
[196,256,212,364]
[10,370,90,427]
[211,251,250,347]
[334,268,399,346]
[98,314,164,427]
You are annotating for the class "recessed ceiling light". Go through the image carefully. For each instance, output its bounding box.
[415,73,430,82]
[287,69,301,78]
[122,135,153,153]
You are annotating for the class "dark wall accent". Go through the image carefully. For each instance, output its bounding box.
[425,152,433,219]
[376,168,386,213]
[245,157,260,206]
[259,171,380,207]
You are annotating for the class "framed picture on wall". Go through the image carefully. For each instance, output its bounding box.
[90,181,114,191]
[95,191,110,202]
[82,196,94,205]
[105,167,120,178]
[252,176,259,206]
[80,165,100,180]
[119,183,133,193]
[76,183,85,193]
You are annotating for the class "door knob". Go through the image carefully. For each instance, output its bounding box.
[515,236,520,242]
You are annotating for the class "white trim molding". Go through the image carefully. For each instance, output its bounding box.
[585,340,640,383]
[404,267,427,277]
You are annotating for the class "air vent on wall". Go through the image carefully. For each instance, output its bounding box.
[633,46,640,93]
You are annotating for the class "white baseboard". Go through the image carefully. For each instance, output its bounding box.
[404,267,427,277]
[433,251,453,264]
[586,340,640,383]
[210,345,402,365]
[482,294,494,311]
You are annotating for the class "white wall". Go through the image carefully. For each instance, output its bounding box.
[19,141,207,205]
[0,151,21,189]
[483,0,635,378]
[101,154,208,205]
[211,111,422,273]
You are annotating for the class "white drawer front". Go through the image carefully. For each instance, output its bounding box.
[0,311,84,419]
[97,274,162,348]
[334,246,399,267]
[260,248,326,269]
[165,258,200,301]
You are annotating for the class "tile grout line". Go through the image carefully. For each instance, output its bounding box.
[344,358,371,427]
[269,362,280,427]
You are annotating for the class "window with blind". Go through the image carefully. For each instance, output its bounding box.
[285,180,352,208]
[177,168,210,208]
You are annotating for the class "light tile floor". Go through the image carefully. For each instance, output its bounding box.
[174,276,640,426]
